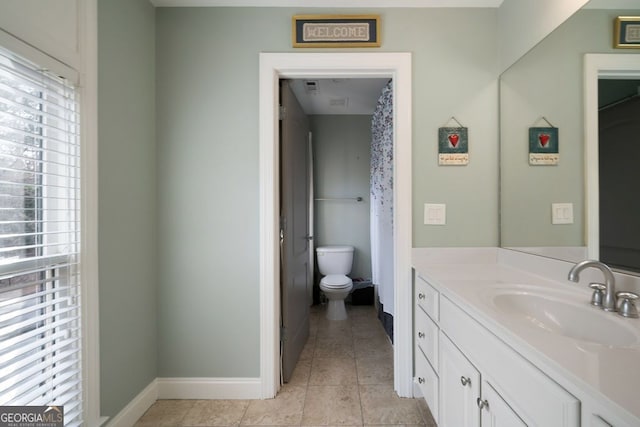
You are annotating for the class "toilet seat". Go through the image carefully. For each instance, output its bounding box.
[318,274,353,321]
[320,274,352,289]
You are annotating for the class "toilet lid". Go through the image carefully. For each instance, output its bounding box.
[321,274,353,288]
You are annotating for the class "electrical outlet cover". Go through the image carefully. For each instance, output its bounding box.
[424,203,446,225]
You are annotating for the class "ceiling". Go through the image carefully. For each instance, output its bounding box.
[150,0,640,7]
[151,0,504,7]
[288,78,389,115]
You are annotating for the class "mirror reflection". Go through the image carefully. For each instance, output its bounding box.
[499,1,640,269]
[598,79,640,273]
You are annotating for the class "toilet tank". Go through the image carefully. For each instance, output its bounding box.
[316,246,354,275]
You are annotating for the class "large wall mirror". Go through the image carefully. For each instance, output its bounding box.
[499,0,640,272]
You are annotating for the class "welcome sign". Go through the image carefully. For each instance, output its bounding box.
[293,15,381,48]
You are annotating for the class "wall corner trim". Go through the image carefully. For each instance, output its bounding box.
[104,379,158,427]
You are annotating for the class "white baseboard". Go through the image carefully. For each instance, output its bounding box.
[105,379,158,427]
[157,377,262,400]
[103,377,262,426]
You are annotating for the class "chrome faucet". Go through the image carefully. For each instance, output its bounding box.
[568,260,617,312]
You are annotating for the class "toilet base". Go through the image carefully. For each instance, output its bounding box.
[319,279,352,321]
[326,299,348,321]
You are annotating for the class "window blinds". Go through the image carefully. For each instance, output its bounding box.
[0,48,82,426]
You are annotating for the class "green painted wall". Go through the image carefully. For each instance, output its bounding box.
[98,0,157,418]
[311,115,372,280]
[156,7,499,377]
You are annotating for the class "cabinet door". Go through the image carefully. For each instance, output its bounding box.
[480,380,527,427]
[441,296,580,426]
[439,332,480,427]
[415,348,439,424]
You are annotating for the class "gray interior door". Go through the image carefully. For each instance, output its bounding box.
[280,80,311,383]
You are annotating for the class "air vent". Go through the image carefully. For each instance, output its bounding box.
[329,97,348,108]
[304,80,319,93]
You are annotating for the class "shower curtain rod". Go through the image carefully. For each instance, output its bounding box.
[315,197,363,202]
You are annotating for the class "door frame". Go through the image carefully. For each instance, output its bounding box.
[258,52,413,398]
[584,54,640,260]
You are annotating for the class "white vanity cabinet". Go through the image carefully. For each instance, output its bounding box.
[440,295,580,426]
[413,273,440,423]
[480,380,527,427]
[439,331,480,426]
[440,331,525,427]
[413,270,581,427]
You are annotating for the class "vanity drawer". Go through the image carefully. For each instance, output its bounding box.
[415,274,439,322]
[415,305,438,370]
[415,346,439,424]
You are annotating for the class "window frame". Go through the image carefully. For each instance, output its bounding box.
[0,45,82,422]
[0,4,100,423]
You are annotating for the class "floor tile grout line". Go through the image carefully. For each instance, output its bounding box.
[352,317,365,426]
[238,395,252,427]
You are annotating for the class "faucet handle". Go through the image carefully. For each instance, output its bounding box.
[589,283,606,307]
[616,292,639,318]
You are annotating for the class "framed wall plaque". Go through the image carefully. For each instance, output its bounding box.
[614,16,640,49]
[529,127,559,165]
[438,127,469,166]
[292,15,381,48]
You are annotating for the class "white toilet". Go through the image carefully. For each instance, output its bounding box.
[316,245,354,321]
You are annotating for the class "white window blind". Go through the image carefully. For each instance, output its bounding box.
[0,48,82,426]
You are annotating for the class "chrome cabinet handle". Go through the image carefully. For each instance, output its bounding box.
[418,293,426,300]
[460,376,471,386]
[477,397,489,410]
[418,331,425,338]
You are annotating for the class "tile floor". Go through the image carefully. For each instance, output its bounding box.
[134,304,437,426]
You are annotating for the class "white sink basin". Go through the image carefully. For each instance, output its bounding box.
[489,286,640,347]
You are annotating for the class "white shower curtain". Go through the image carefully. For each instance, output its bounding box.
[370,80,394,316]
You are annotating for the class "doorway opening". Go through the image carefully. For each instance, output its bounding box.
[280,77,391,383]
[584,54,640,266]
[259,52,413,399]
[597,78,640,274]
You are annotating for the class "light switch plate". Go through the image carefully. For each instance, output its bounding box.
[552,203,573,224]
[424,203,446,225]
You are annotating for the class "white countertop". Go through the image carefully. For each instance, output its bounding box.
[412,249,640,424]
